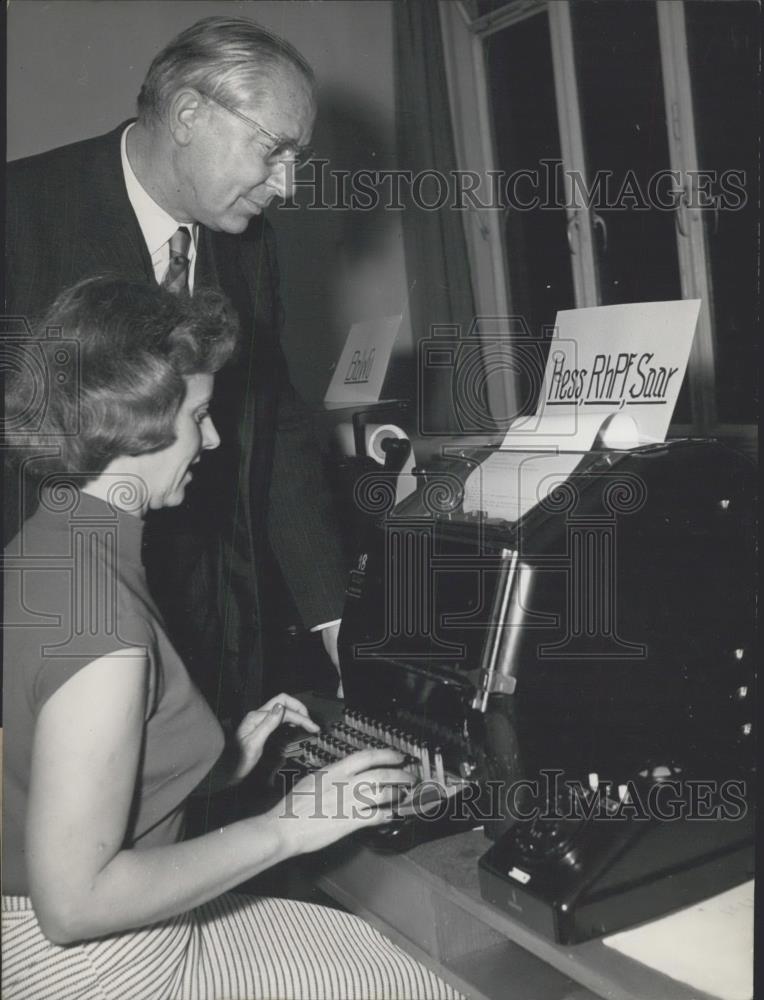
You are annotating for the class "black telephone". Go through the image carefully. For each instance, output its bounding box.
[478,761,754,944]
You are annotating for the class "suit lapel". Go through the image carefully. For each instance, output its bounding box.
[196,227,251,321]
[195,228,222,295]
[76,123,155,283]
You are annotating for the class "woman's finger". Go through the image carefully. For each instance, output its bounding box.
[353,767,416,789]
[367,806,398,826]
[330,748,407,777]
[259,693,313,719]
[239,703,284,742]
[280,708,320,732]
[265,702,286,729]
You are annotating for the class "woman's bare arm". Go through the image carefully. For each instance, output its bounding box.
[26,651,410,944]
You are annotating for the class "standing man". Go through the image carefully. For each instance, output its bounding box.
[6,17,346,715]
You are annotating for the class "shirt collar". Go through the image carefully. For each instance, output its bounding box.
[121,123,197,258]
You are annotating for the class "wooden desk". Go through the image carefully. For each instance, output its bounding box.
[308,829,720,1000]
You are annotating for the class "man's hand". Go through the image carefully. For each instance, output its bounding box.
[320,621,342,696]
[230,693,319,784]
[320,621,340,668]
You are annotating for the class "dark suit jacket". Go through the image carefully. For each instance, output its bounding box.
[5,123,347,709]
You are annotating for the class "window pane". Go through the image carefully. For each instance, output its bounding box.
[572,0,682,305]
[571,0,689,421]
[470,0,520,17]
[486,10,576,410]
[685,1,758,425]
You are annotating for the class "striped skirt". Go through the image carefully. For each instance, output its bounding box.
[2,893,463,1000]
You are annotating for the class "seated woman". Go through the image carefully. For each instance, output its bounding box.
[2,278,461,1000]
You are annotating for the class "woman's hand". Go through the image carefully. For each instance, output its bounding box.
[270,748,416,856]
[230,693,320,784]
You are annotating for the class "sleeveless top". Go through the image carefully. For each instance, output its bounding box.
[3,487,225,895]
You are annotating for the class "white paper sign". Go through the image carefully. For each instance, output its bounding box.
[463,300,700,520]
[324,314,402,405]
[524,299,701,445]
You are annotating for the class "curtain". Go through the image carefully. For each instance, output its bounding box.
[394,0,476,435]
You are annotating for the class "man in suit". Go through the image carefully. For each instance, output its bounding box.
[5,17,346,715]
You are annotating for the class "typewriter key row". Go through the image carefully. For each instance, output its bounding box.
[285,710,454,792]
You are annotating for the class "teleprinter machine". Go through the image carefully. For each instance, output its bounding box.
[287,438,756,942]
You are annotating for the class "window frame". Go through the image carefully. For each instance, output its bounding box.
[440,0,756,452]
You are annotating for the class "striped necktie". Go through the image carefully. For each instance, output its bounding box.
[162,226,191,296]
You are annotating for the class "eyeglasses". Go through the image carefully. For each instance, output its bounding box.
[198,91,314,167]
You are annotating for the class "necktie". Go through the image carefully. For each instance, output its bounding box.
[162,226,191,296]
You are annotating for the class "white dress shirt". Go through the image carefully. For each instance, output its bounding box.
[121,124,198,290]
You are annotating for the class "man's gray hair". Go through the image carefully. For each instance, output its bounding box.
[137,16,315,122]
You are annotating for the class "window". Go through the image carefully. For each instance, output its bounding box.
[440,0,757,449]
[485,12,575,346]
[683,1,758,426]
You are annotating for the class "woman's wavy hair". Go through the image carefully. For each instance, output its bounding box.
[5,277,238,480]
